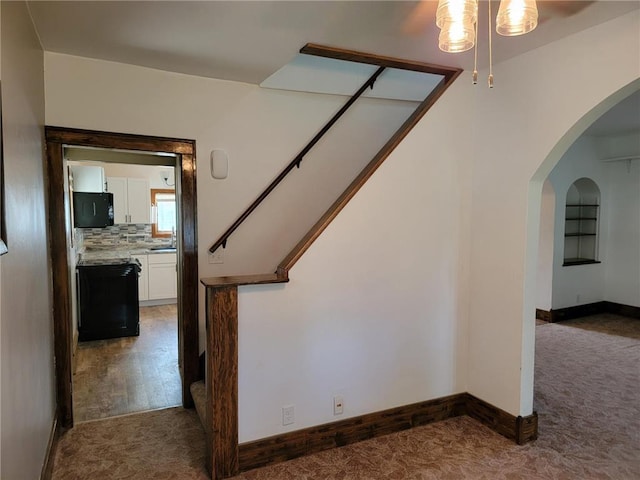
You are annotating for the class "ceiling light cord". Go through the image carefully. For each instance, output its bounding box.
[472,2,479,85]
[488,0,494,88]
[436,0,538,87]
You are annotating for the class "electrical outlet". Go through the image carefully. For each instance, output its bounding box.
[333,395,344,415]
[282,405,295,426]
[208,249,224,264]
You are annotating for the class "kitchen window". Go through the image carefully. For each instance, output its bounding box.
[151,189,176,238]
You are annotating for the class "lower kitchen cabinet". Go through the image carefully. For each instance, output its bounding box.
[148,253,177,300]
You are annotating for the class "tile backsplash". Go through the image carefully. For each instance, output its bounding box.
[77,224,171,250]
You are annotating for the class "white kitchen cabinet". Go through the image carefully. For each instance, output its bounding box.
[71,165,105,192]
[147,253,177,300]
[131,254,149,301]
[106,176,151,224]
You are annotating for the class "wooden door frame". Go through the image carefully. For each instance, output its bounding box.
[45,126,199,428]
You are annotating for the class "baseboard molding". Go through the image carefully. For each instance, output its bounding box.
[536,309,552,322]
[603,301,640,319]
[464,393,538,445]
[237,392,536,472]
[543,301,640,323]
[40,412,61,480]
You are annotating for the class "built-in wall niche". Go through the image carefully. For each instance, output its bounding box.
[563,177,601,266]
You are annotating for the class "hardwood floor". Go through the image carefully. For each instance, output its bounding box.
[73,304,181,423]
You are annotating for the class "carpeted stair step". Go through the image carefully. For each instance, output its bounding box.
[190,380,208,431]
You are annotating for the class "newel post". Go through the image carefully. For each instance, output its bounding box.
[205,285,239,479]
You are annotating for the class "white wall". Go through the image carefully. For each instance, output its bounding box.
[603,158,640,307]
[43,52,420,352]
[42,9,640,440]
[548,137,607,309]
[469,11,639,416]
[0,2,54,478]
[238,76,473,441]
[44,53,416,274]
[545,134,640,310]
[538,131,640,312]
[536,179,555,311]
[237,10,640,440]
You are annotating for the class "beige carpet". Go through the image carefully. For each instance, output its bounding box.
[52,314,640,479]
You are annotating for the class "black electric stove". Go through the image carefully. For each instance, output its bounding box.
[76,259,141,341]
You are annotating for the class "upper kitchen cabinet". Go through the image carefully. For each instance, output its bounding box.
[106,177,151,224]
[71,165,106,192]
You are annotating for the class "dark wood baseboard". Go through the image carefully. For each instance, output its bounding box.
[535,309,552,322]
[40,412,61,480]
[237,392,536,473]
[550,301,606,322]
[464,393,538,445]
[603,301,640,319]
[541,301,640,323]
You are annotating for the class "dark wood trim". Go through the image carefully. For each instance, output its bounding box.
[201,273,289,288]
[535,308,552,322]
[44,126,194,154]
[516,412,539,445]
[208,65,386,255]
[201,272,540,477]
[603,301,640,319]
[541,301,639,322]
[464,393,538,445]
[46,138,74,427]
[278,70,461,274]
[45,126,199,425]
[238,394,465,472]
[177,151,199,408]
[209,45,461,259]
[549,301,606,322]
[206,285,239,479]
[301,43,463,80]
[562,259,601,266]
[40,413,61,480]
[234,392,536,474]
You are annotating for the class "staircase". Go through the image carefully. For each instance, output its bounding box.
[194,44,461,480]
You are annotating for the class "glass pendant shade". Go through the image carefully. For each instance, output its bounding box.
[436,0,477,53]
[436,0,478,28]
[438,20,475,53]
[496,0,538,36]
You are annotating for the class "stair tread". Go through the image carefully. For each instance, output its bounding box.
[190,380,208,430]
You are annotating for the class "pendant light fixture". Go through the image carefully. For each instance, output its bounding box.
[435,0,539,87]
[436,0,478,53]
[496,0,538,36]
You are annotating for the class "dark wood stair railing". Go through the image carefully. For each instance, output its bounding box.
[200,45,463,480]
[209,65,386,255]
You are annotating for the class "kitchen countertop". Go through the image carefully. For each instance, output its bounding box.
[78,246,176,261]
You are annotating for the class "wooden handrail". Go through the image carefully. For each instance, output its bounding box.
[209,65,386,254]
[277,67,462,274]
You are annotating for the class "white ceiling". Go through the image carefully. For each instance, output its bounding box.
[584,90,640,137]
[27,1,639,134]
[27,1,638,85]
[261,55,443,101]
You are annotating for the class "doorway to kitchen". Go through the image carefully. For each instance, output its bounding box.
[46,127,199,429]
[68,157,182,422]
